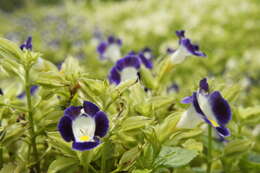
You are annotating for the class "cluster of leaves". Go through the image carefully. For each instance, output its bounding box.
[0,0,260,172]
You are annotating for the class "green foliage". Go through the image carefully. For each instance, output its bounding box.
[0,0,259,172]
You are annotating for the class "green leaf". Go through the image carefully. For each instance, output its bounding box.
[182,139,203,153]
[155,146,198,168]
[224,139,254,157]
[132,169,152,173]
[47,157,78,173]
[47,132,77,158]
[0,37,23,61]
[119,116,154,132]
[239,106,260,119]
[139,67,157,89]
[118,146,141,171]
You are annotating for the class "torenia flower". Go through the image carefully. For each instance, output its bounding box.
[58,101,109,151]
[138,47,153,69]
[109,54,141,85]
[170,30,206,64]
[97,35,122,62]
[20,36,32,50]
[177,78,232,138]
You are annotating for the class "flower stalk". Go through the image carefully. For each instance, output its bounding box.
[25,68,40,172]
[207,124,212,173]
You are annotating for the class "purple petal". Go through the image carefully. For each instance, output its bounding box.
[94,111,109,137]
[115,55,141,71]
[176,30,185,38]
[139,54,153,69]
[116,39,122,46]
[216,126,230,137]
[83,101,100,117]
[142,47,152,53]
[199,78,209,92]
[109,66,121,85]
[30,85,38,95]
[181,38,206,57]
[64,106,82,120]
[108,35,115,44]
[209,91,232,125]
[20,36,32,50]
[72,138,100,151]
[97,42,107,55]
[58,116,74,142]
[181,96,193,104]
[128,51,136,55]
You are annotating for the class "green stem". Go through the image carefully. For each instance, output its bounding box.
[207,124,212,173]
[0,146,3,169]
[101,140,107,173]
[25,68,40,172]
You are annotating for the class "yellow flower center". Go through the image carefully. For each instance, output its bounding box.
[79,135,90,142]
[209,119,219,127]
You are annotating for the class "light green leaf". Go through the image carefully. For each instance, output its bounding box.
[47,157,78,173]
[132,169,152,173]
[224,139,254,157]
[155,146,198,168]
[120,116,154,132]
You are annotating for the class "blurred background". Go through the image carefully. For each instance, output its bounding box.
[0,0,259,107]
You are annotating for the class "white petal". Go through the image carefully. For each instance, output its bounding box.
[197,92,218,125]
[170,45,191,64]
[72,115,96,142]
[120,67,138,83]
[104,44,121,62]
[176,106,203,128]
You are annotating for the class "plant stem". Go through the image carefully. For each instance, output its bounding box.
[207,124,212,173]
[0,146,3,169]
[101,140,107,173]
[25,68,40,172]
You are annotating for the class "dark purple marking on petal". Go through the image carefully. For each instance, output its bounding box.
[209,91,232,125]
[58,116,74,142]
[72,138,100,151]
[128,51,136,55]
[108,35,115,44]
[166,47,175,54]
[180,38,206,57]
[94,111,109,138]
[30,85,38,95]
[139,54,153,69]
[142,47,152,53]
[64,106,82,120]
[181,96,193,104]
[192,92,206,116]
[199,78,209,92]
[0,88,3,95]
[176,30,185,38]
[97,42,107,55]
[215,126,230,137]
[83,101,100,117]
[115,55,141,71]
[116,39,122,46]
[20,36,32,50]
[109,66,121,85]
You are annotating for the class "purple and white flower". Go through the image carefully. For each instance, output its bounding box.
[97,35,122,62]
[58,101,109,151]
[177,78,232,138]
[109,54,141,85]
[170,30,206,64]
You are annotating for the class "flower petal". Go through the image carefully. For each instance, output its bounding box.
[58,116,74,142]
[72,138,100,151]
[64,106,82,120]
[94,111,109,137]
[139,54,153,69]
[181,96,193,104]
[177,106,203,128]
[199,78,209,92]
[109,67,121,85]
[115,55,141,71]
[83,101,100,117]
[180,38,206,57]
[97,42,107,55]
[216,126,230,137]
[209,91,232,125]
